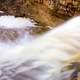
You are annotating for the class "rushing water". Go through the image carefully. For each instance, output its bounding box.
[0,16,80,80]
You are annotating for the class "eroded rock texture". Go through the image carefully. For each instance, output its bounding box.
[0,0,79,27]
[0,0,64,27]
[52,0,80,19]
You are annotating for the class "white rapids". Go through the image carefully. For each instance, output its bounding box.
[0,16,80,80]
[0,15,36,28]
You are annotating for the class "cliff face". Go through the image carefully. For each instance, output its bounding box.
[52,0,80,19]
[0,0,80,27]
[0,0,64,27]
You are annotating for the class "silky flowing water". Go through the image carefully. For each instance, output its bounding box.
[0,15,80,80]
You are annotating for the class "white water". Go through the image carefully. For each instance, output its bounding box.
[0,16,38,63]
[0,16,37,28]
[0,15,38,43]
[19,16,80,62]
[0,16,80,80]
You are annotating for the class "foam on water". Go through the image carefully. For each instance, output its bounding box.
[0,16,37,28]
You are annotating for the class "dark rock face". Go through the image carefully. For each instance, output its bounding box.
[53,0,80,19]
[0,0,23,16]
[0,0,79,26]
[0,0,64,27]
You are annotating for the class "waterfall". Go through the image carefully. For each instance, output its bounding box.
[0,16,80,80]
